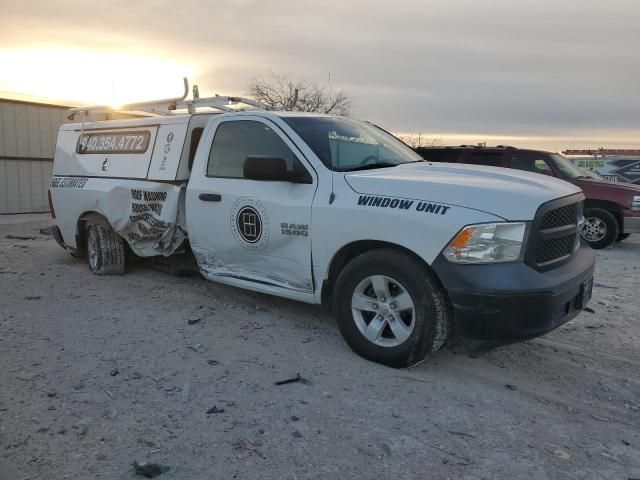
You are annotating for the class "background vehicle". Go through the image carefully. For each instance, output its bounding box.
[415,146,640,249]
[48,85,595,367]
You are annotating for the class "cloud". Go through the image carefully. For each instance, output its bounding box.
[1,0,638,146]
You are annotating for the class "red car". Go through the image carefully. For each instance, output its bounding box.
[415,146,640,249]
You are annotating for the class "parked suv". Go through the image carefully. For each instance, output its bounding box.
[415,146,640,249]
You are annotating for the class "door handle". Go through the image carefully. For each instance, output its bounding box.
[199,193,222,202]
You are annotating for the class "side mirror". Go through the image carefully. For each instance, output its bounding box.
[243,156,312,183]
[244,156,288,181]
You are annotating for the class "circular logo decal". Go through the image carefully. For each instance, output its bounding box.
[230,197,269,250]
[236,206,262,243]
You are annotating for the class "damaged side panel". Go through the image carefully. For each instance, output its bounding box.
[193,249,316,303]
[50,176,186,257]
[193,248,313,291]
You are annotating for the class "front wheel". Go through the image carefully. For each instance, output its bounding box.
[582,208,619,249]
[86,222,126,275]
[333,249,450,368]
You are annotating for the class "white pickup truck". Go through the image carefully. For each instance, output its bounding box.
[49,90,595,367]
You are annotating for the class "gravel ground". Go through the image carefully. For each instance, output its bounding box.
[1,216,639,480]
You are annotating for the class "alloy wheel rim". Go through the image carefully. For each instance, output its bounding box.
[582,217,607,242]
[351,275,416,347]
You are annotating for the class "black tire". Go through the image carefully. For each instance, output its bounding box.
[616,233,631,242]
[333,249,450,368]
[86,222,126,275]
[582,208,619,249]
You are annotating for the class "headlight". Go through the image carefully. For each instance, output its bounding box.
[632,195,640,211]
[443,222,527,264]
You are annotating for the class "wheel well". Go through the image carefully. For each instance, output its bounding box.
[76,212,110,254]
[321,240,434,307]
[584,200,623,229]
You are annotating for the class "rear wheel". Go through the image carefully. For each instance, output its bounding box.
[86,223,126,275]
[333,249,450,368]
[582,208,619,249]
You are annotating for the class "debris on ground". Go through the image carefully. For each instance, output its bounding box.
[39,226,54,236]
[15,371,39,381]
[232,439,266,459]
[504,384,518,391]
[24,296,41,301]
[187,318,202,325]
[274,373,310,386]
[6,234,37,240]
[553,448,570,460]
[586,324,605,330]
[381,443,392,457]
[73,424,88,436]
[206,359,220,366]
[188,343,207,353]
[206,405,225,414]
[181,380,191,403]
[132,461,170,478]
[583,307,596,314]
[110,369,119,376]
[127,372,143,380]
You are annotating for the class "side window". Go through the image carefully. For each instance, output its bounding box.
[510,152,553,175]
[207,120,302,178]
[465,152,504,167]
[188,127,204,171]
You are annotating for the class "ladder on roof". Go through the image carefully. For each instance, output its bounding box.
[67,78,270,120]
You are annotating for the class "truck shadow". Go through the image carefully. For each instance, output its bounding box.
[129,256,628,380]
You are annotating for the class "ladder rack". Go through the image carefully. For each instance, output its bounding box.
[68,78,270,120]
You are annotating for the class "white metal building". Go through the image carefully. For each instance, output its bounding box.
[0,98,70,214]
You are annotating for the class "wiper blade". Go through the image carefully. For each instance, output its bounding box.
[340,162,399,172]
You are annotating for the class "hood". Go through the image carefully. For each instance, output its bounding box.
[344,162,582,220]
[575,177,640,194]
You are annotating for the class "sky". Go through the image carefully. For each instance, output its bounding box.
[1,0,639,151]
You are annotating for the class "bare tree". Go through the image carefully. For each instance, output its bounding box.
[395,133,443,149]
[248,72,352,116]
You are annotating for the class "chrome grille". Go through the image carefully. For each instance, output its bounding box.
[535,234,576,264]
[540,204,577,230]
[530,199,582,269]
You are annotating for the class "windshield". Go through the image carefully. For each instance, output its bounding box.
[282,116,423,171]
[549,153,601,180]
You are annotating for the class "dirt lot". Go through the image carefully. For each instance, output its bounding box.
[1,216,639,480]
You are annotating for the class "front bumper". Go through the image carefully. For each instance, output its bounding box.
[431,242,596,342]
[623,215,640,234]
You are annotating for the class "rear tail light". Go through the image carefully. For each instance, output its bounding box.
[48,189,56,218]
